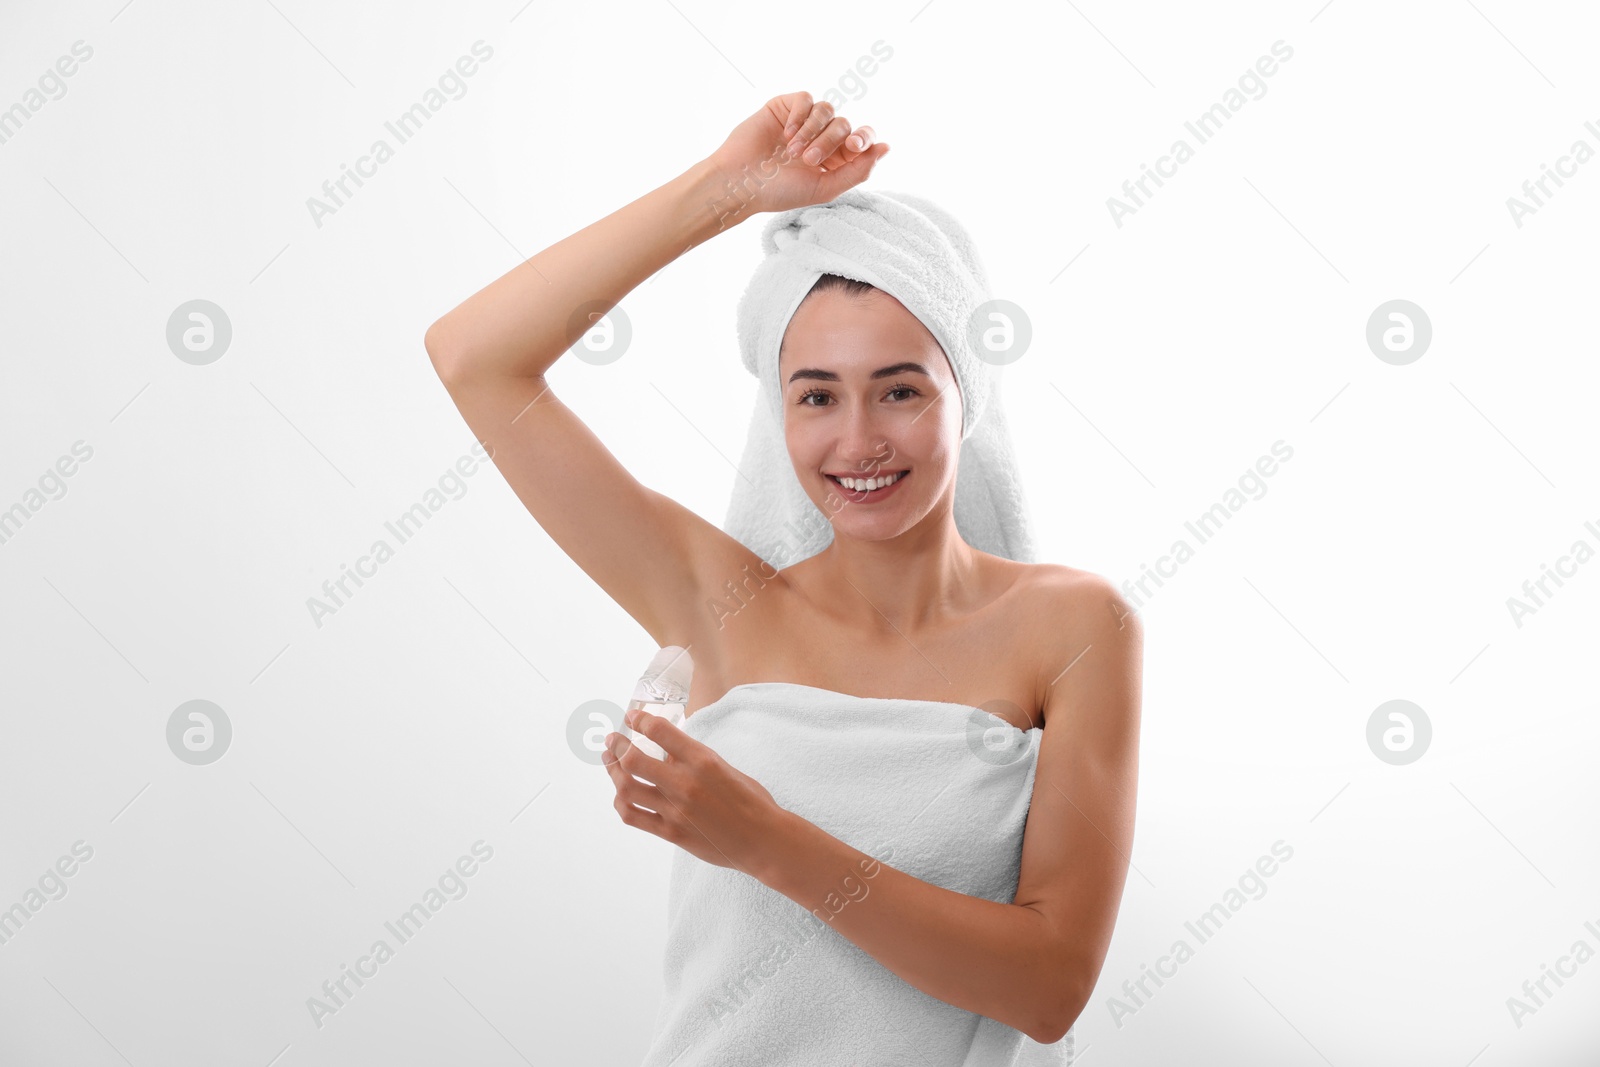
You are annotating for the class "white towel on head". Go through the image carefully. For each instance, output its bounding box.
[636,681,1076,1066]
[722,189,1039,570]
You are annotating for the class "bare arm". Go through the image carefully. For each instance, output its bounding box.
[1011,575,1143,1038]
[754,815,1063,1042]
[424,89,887,380]
[421,159,746,647]
[423,157,732,382]
[422,92,889,648]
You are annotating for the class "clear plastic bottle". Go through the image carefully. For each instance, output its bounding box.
[624,645,694,762]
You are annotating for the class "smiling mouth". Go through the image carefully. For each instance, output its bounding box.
[826,470,910,497]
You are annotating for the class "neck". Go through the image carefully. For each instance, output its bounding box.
[799,516,985,637]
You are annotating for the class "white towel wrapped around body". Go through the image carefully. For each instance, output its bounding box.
[638,681,1076,1067]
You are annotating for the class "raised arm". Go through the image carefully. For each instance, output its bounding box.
[422,158,737,647]
[422,92,889,646]
[424,159,722,383]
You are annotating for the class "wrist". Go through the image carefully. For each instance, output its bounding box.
[745,804,807,887]
[675,154,764,246]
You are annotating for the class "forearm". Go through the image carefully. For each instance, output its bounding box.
[754,809,1078,1044]
[424,155,742,379]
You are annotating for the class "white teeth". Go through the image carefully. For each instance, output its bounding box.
[834,471,905,492]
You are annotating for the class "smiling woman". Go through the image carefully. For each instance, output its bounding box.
[781,277,958,513]
[423,89,1141,1065]
[785,275,933,498]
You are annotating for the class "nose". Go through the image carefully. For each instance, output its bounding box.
[835,405,897,474]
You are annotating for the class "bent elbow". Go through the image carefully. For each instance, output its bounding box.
[423,318,447,359]
[1027,1017,1072,1046]
[424,319,467,381]
[1027,979,1087,1046]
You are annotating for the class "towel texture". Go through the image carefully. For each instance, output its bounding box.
[722,189,1039,570]
[637,681,1075,1066]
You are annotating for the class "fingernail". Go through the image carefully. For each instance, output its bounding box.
[624,708,638,727]
[803,147,820,165]
[847,135,861,150]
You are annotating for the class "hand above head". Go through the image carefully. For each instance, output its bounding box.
[702,90,891,222]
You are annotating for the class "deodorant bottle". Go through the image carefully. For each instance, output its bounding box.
[624,645,694,761]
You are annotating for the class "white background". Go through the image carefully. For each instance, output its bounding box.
[1,0,1597,1064]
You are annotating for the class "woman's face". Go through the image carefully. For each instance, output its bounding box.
[779,287,964,541]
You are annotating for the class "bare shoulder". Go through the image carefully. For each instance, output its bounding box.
[1004,560,1140,636]
[1004,561,1143,727]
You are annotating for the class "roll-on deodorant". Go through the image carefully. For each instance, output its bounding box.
[624,645,694,762]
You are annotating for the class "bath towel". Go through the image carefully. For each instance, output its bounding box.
[636,681,1075,1066]
[722,189,1040,570]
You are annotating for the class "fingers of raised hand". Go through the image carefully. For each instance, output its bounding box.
[840,124,875,158]
[790,115,857,167]
[803,116,860,166]
[785,101,832,155]
[780,92,821,141]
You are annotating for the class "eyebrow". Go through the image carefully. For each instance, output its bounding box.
[786,361,932,385]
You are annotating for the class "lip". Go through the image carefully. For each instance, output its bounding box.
[826,469,910,502]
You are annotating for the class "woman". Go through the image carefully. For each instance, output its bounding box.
[425,90,1142,1065]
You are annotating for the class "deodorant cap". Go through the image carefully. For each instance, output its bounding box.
[630,645,695,704]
